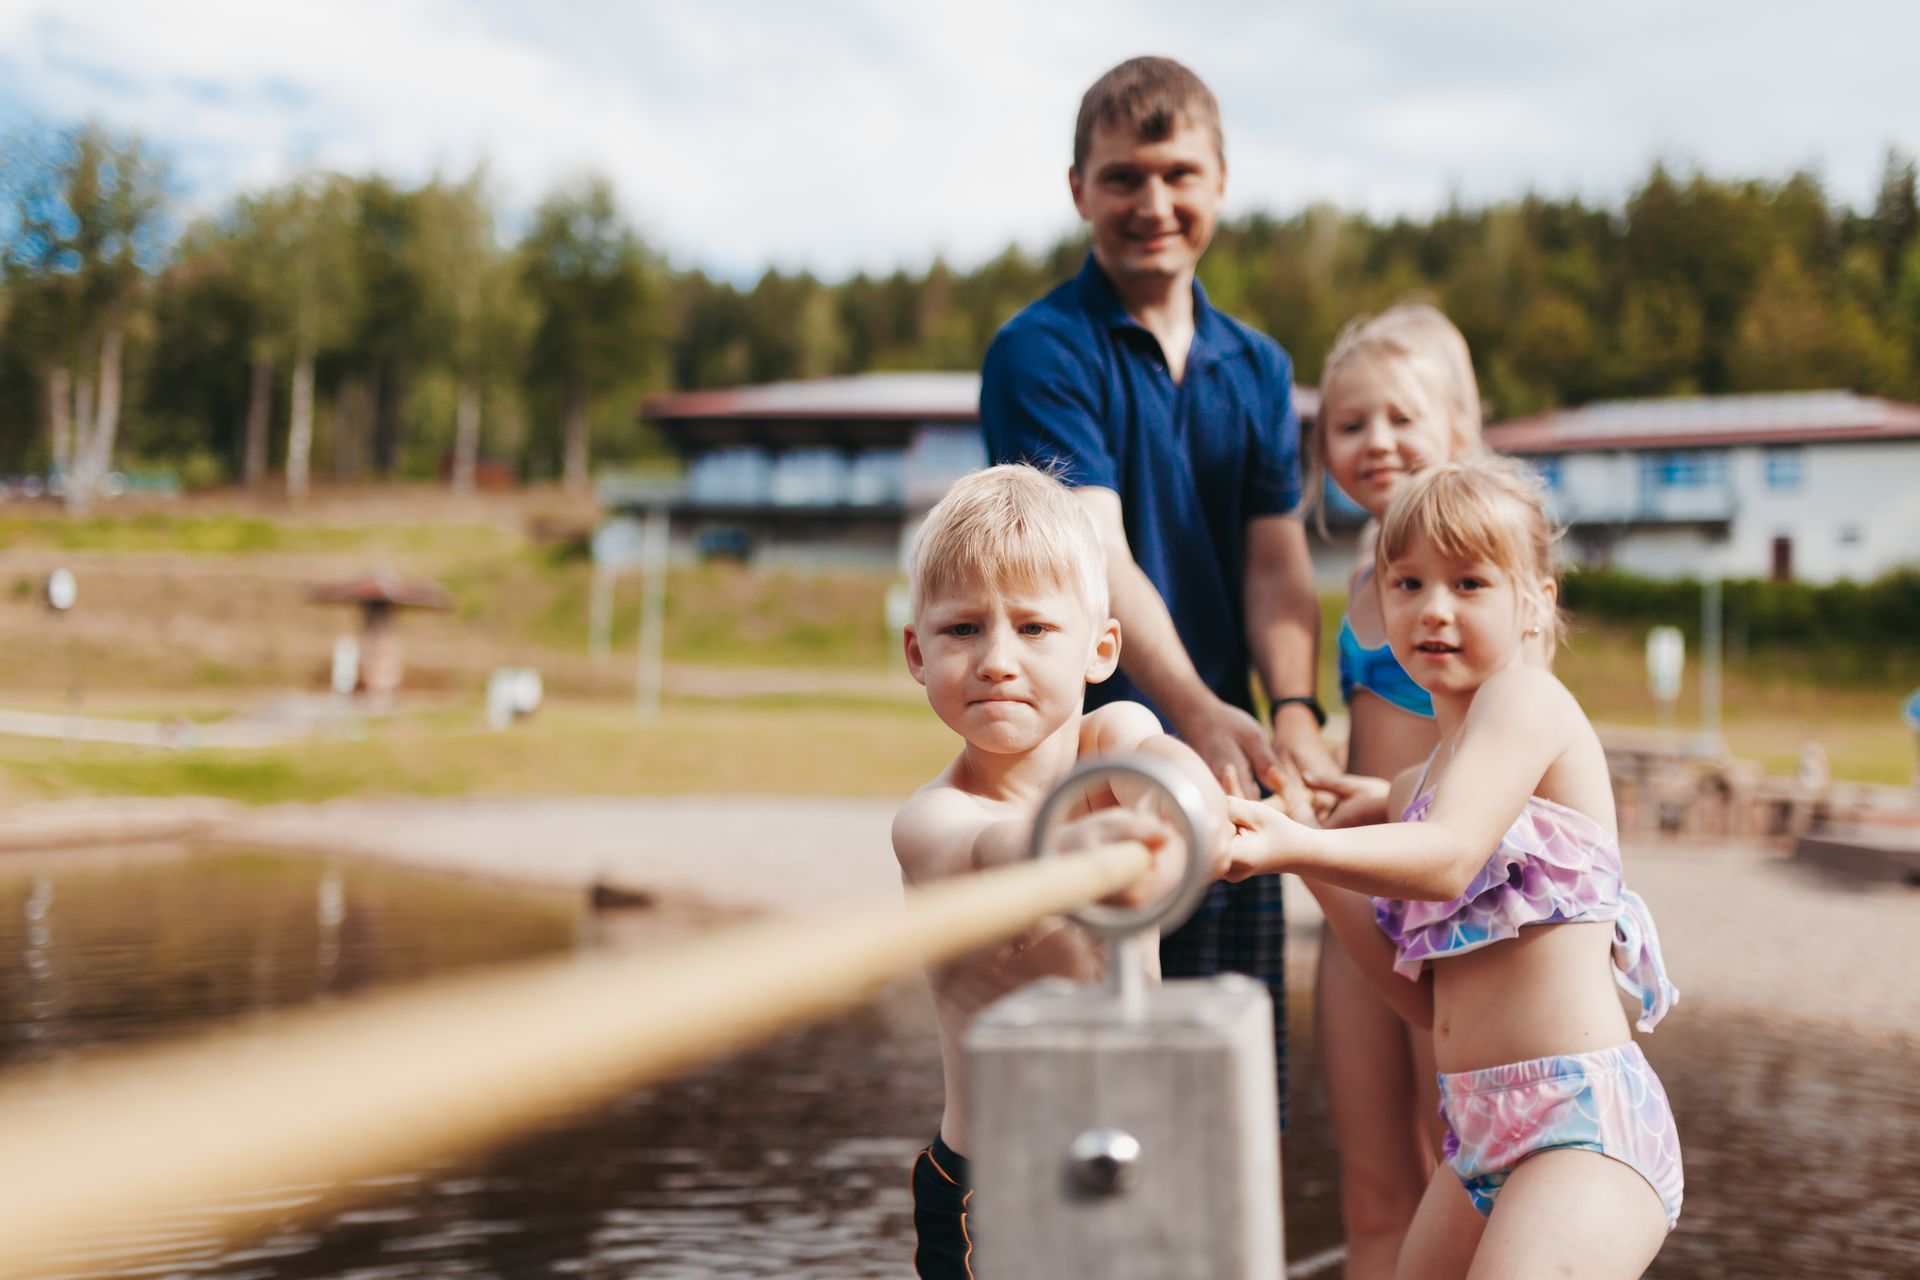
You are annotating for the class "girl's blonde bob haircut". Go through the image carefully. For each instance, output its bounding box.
[908,464,1110,623]
[1304,301,1485,529]
[1375,455,1567,654]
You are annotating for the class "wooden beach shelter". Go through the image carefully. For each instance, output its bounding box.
[308,570,453,698]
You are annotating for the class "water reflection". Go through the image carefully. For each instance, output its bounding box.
[0,850,1915,1277]
[0,850,580,1069]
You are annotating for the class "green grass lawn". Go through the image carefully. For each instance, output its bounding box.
[2,662,1909,808]
[0,510,519,558]
[0,696,956,806]
[0,497,1910,801]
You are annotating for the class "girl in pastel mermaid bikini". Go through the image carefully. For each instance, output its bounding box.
[1229,455,1682,1279]
[1299,303,1486,1280]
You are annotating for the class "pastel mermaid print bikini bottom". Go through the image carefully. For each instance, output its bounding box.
[1436,1041,1683,1231]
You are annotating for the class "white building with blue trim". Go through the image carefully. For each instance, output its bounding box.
[1485,391,1920,583]
[618,377,1919,586]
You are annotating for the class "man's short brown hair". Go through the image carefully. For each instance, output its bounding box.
[1073,56,1224,172]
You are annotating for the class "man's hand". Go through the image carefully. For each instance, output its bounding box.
[1174,696,1285,801]
[1269,702,1341,788]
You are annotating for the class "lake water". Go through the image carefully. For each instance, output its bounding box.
[1,847,1915,1278]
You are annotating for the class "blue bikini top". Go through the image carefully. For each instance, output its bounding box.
[1337,616,1435,719]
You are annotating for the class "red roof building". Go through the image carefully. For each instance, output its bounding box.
[619,371,1327,571]
[1485,390,1920,582]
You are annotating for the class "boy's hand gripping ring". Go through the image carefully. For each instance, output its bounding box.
[1026,755,1216,942]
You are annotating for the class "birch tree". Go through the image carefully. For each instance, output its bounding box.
[520,179,657,492]
[0,123,167,510]
[231,177,358,501]
[411,173,530,491]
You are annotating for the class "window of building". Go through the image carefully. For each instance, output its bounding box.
[1532,457,1562,491]
[1838,524,1862,547]
[1640,451,1728,489]
[1764,447,1805,492]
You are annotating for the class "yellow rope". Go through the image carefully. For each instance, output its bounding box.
[0,840,1149,1272]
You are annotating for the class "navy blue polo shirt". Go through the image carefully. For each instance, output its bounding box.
[980,254,1304,725]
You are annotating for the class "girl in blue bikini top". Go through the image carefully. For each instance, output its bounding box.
[1338,587,1435,719]
[1303,302,1482,824]
[1298,304,1488,1280]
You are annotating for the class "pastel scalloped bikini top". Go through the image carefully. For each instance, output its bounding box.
[1372,761,1678,1032]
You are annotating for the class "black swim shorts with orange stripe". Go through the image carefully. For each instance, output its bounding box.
[911,1133,974,1278]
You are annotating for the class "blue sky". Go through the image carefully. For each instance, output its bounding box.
[2,0,1916,281]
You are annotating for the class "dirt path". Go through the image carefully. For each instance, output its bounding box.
[216,794,905,916]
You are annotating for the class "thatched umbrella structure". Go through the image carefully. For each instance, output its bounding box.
[308,570,453,699]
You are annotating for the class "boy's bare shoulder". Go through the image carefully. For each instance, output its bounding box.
[1079,700,1163,757]
[892,779,1000,885]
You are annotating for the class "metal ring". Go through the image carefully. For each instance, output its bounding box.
[1026,755,1215,940]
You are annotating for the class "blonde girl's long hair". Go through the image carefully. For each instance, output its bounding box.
[1303,302,1485,532]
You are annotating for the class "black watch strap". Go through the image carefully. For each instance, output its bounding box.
[1269,695,1327,728]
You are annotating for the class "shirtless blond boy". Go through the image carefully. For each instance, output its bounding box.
[892,463,1225,1279]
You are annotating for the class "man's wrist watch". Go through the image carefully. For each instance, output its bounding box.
[1269,695,1326,728]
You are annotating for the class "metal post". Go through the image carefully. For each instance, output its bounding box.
[966,758,1282,1277]
[46,569,77,745]
[1700,574,1723,754]
[968,976,1283,1277]
[588,563,613,662]
[636,507,669,721]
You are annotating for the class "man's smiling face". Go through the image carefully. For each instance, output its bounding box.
[1070,116,1226,290]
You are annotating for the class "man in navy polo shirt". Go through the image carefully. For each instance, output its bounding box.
[980,56,1337,1123]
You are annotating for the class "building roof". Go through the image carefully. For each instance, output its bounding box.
[642,370,1323,429]
[644,372,982,423]
[1486,390,1920,454]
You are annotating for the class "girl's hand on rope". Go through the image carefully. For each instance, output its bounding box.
[1055,807,1187,908]
[1302,771,1392,829]
[1257,762,1321,826]
[1221,793,1313,883]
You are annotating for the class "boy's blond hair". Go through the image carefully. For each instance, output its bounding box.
[1375,455,1567,654]
[908,464,1109,623]
[1304,302,1485,528]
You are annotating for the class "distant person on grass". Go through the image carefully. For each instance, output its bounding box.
[980,55,1334,1129]
[891,463,1228,1280]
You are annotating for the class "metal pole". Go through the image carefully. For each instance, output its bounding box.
[588,563,612,662]
[1701,574,1723,754]
[969,975,1284,1277]
[636,507,669,721]
[969,759,1278,1276]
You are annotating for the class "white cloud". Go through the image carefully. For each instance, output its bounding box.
[1,0,1916,280]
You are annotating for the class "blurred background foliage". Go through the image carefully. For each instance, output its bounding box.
[4,119,1918,499]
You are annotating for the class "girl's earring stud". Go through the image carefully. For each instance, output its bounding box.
[1524,625,1541,638]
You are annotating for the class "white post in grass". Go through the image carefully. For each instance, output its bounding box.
[636,507,670,721]
[1699,574,1723,756]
